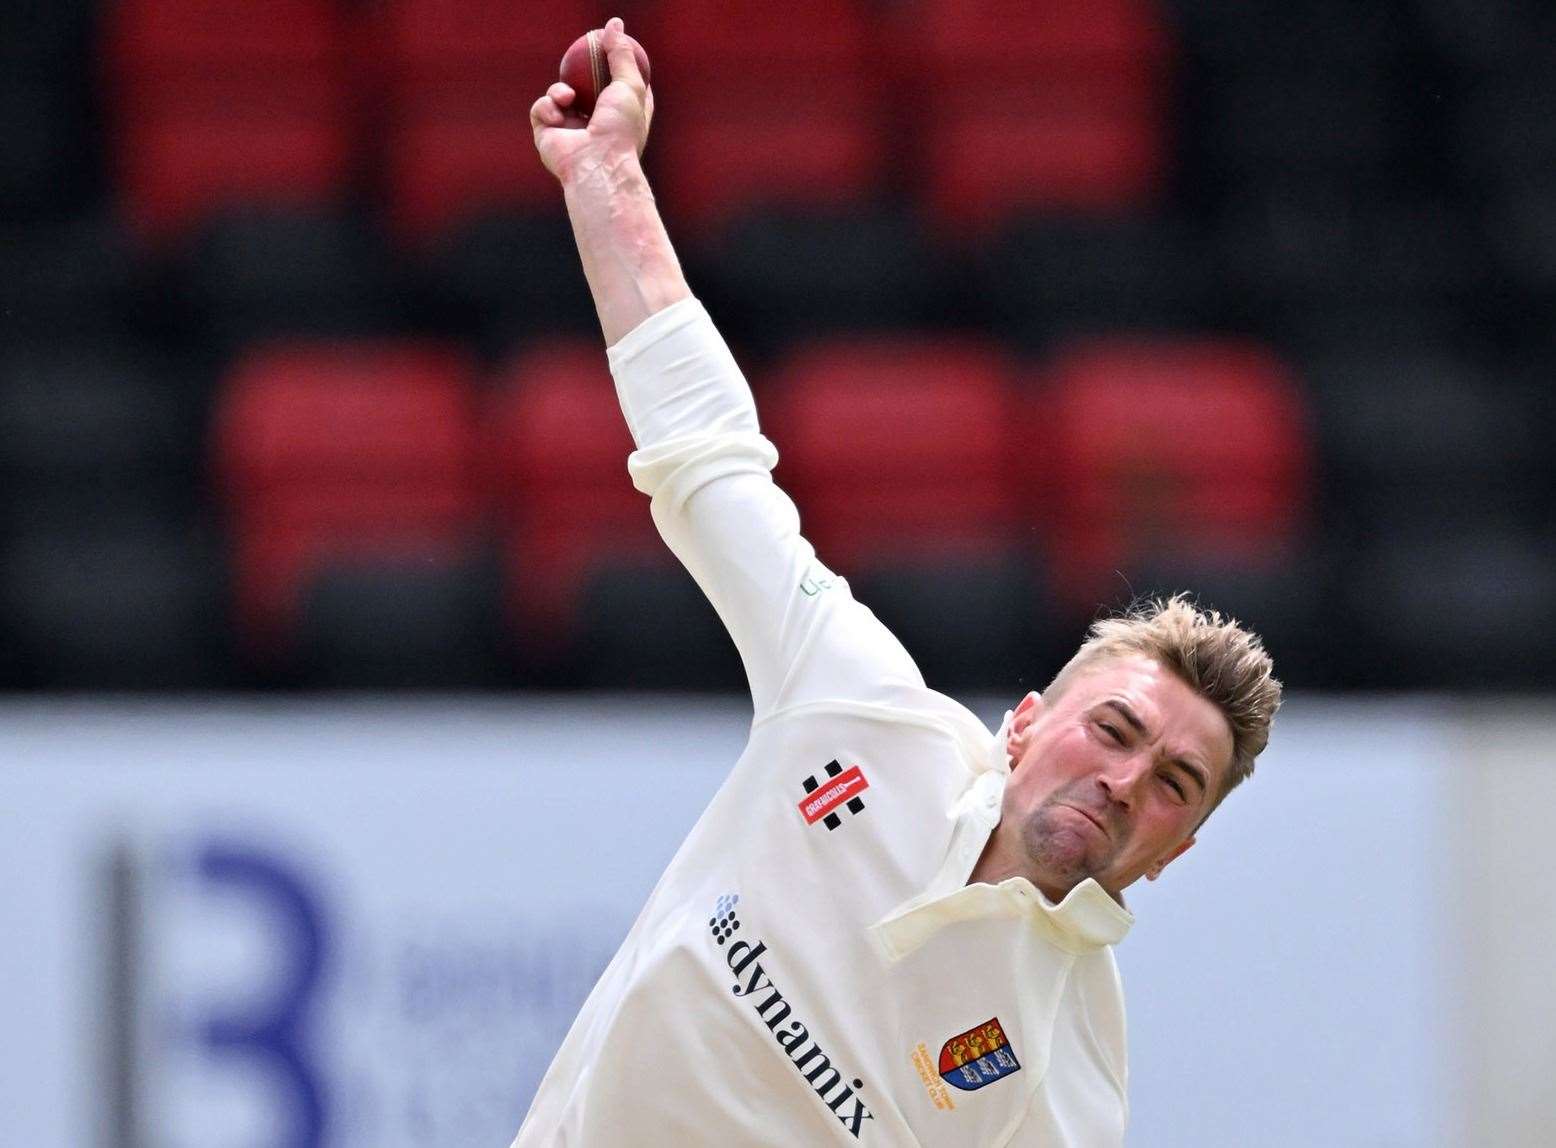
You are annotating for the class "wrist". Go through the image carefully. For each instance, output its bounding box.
[558,141,649,198]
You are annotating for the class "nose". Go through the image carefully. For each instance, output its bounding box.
[1096,774,1129,810]
[1097,752,1151,809]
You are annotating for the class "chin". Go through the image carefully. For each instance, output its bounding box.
[1024,814,1098,885]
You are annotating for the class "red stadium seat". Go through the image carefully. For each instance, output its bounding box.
[229,491,475,660]
[1032,336,1311,606]
[636,0,888,228]
[764,338,1025,571]
[653,108,891,229]
[102,0,344,80]
[921,107,1168,235]
[484,340,666,648]
[384,107,558,241]
[102,0,354,246]
[645,0,873,73]
[213,340,479,652]
[117,113,353,247]
[897,0,1171,78]
[890,0,1175,235]
[373,0,596,77]
[373,0,598,243]
[764,336,1050,687]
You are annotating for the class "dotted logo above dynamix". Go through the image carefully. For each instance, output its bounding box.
[709,893,741,945]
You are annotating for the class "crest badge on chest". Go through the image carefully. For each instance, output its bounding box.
[938,1017,1022,1092]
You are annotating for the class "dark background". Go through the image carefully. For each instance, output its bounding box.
[2,0,1552,695]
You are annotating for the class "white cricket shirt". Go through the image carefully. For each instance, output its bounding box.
[510,298,1135,1147]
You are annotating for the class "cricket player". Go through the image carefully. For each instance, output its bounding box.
[514,19,1282,1146]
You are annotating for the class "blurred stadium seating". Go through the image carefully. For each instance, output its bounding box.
[766,335,1046,689]
[211,338,483,683]
[1,0,1552,692]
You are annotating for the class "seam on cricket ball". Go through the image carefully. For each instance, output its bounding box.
[588,31,606,100]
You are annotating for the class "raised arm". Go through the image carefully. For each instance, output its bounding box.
[530,18,686,347]
[530,19,923,717]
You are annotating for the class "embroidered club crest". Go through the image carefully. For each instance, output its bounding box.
[938,1018,1022,1092]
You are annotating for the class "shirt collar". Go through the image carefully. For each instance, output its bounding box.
[1025,876,1134,951]
[872,869,1132,961]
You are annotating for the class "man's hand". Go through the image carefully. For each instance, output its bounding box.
[532,17,654,184]
[530,16,685,345]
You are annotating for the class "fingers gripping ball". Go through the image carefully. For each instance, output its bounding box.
[559,29,651,116]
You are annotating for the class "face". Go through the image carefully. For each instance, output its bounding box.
[981,654,1235,904]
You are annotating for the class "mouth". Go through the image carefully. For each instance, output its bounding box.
[1064,803,1110,839]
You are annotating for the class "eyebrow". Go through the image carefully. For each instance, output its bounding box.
[1103,699,1209,799]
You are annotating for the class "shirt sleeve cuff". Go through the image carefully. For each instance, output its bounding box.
[606,296,707,362]
[606,297,761,450]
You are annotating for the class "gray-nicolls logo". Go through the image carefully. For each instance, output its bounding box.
[710,894,874,1138]
[798,761,869,831]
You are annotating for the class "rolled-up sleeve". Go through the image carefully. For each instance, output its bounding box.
[607,298,922,718]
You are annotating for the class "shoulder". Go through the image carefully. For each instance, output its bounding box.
[758,678,993,753]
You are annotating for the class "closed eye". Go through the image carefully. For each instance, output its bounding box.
[1160,774,1186,800]
[1098,721,1124,744]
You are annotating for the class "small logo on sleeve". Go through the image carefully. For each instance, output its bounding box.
[799,564,838,597]
[938,1018,1022,1092]
[797,761,869,830]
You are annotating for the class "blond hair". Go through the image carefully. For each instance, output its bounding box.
[1049,594,1281,808]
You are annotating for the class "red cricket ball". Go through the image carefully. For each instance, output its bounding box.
[558,29,652,116]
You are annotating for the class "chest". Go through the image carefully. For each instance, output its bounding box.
[665,716,1125,1145]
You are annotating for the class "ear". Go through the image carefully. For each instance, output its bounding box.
[1145,835,1195,881]
[1006,691,1044,766]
